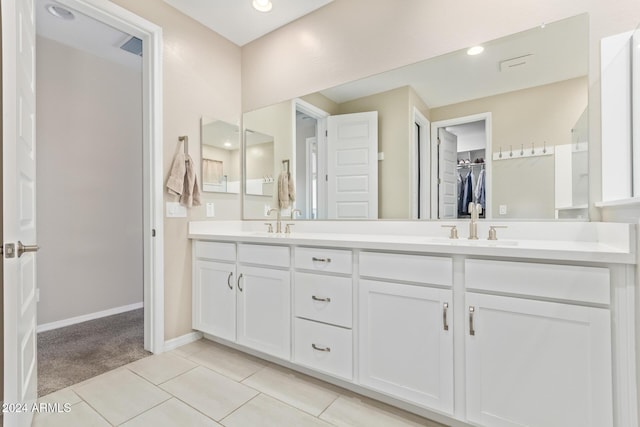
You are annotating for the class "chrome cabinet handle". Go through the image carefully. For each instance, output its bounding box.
[312,257,331,263]
[443,302,449,331]
[17,241,39,258]
[227,272,233,290]
[237,273,244,292]
[311,344,331,352]
[469,306,475,336]
[311,295,331,302]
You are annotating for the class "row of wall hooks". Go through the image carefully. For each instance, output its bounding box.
[492,142,554,161]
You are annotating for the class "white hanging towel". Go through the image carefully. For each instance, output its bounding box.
[278,172,295,209]
[166,151,201,208]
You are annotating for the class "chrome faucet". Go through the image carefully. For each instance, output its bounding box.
[267,208,282,233]
[468,203,481,240]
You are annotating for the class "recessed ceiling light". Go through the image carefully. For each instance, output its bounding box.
[224,141,232,148]
[467,46,484,56]
[46,4,75,20]
[252,0,273,12]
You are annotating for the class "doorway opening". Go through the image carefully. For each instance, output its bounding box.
[29,0,162,399]
[293,99,328,219]
[431,113,492,219]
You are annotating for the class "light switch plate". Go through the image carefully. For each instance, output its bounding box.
[378,152,385,160]
[166,202,187,218]
[206,202,215,217]
[499,205,507,215]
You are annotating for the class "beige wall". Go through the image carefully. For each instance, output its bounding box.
[36,37,143,324]
[431,77,588,219]
[110,0,242,340]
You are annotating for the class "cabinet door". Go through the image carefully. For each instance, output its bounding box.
[465,293,612,427]
[237,266,291,360]
[359,280,453,413]
[193,260,236,341]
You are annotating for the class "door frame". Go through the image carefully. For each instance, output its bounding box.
[412,108,430,219]
[53,0,165,353]
[430,112,492,219]
[292,99,329,218]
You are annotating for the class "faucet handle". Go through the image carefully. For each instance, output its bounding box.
[441,225,459,239]
[291,209,302,219]
[264,222,274,233]
[488,225,507,240]
[285,223,294,234]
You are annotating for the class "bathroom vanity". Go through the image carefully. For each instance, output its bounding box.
[189,220,637,427]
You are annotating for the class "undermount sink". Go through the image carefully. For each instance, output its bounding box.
[425,237,519,247]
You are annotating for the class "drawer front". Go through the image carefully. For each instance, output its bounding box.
[238,244,290,268]
[194,241,236,262]
[295,247,352,274]
[360,251,452,286]
[294,318,353,380]
[295,272,352,328]
[465,259,610,305]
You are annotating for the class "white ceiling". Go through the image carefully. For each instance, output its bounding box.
[320,14,589,108]
[163,0,334,46]
[36,0,141,70]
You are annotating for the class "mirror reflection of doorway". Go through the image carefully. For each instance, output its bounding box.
[432,113,491,219]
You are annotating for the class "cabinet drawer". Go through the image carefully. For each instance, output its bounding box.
[295,273,352,328]
[295,247,352,274]
[294,318,353,381]
[194,241,236,262]
[465,259,610,305]
[360,252,452,286]
[238,244,290,268]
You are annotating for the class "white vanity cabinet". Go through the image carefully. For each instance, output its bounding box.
[358,252,454,413]
[464,259,613,427]
[192,242,237,341]
[236,244,291,360]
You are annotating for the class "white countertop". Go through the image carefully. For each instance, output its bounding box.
[188,221,637,264]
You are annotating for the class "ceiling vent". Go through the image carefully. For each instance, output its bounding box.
[499,54,533,72]
[120,36,143,57]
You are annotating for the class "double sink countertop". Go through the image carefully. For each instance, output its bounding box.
[188,220,637,264]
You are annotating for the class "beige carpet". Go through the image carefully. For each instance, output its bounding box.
[37,308,151,397]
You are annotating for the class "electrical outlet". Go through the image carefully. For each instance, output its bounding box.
[206,202,215,217]
[499,205,507,215]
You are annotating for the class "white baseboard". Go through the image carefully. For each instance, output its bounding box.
[164,331,203,352]
[37,302,143,333]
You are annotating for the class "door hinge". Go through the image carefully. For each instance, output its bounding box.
[438,178,442,185]
[325,130,328,137]
[326,174,328,181]
[152,229,156,237]
[437,137,441,145]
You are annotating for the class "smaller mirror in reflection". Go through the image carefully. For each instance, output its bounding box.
[201,117,241,193]
[245,129,275,197]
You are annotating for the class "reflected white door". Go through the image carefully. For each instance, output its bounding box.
[3,0,39,424]
[327,111,378,219]
[438,128,458,219]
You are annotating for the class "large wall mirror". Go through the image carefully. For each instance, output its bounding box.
[243,13,589,221]
[201,117,241,194]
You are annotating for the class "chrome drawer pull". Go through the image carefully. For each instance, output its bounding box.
[237,273,244,292]
[227,272,233,290]
[311,344,331,352]
[311,295,331,302]
[312,257,331,263]
[443,302,449,331]
[469,306,475,336]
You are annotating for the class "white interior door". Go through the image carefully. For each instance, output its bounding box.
[327,111,378,219]
[438,128,458,219]
[3,0,39,424]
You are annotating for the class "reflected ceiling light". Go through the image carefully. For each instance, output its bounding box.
[46,4,75,20]
[224,141,232,148]
[253,0,273,12]
[467,46,484,56]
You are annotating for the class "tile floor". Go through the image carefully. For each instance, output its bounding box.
[33,339,445,427]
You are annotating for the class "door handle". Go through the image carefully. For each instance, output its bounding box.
[237,273,244,292]
[311,295,331,302]
[17,241,39,258]
[469,306,476,336]
[227,272,233,290]
[443,302,449,331]
[311,343,331,352]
